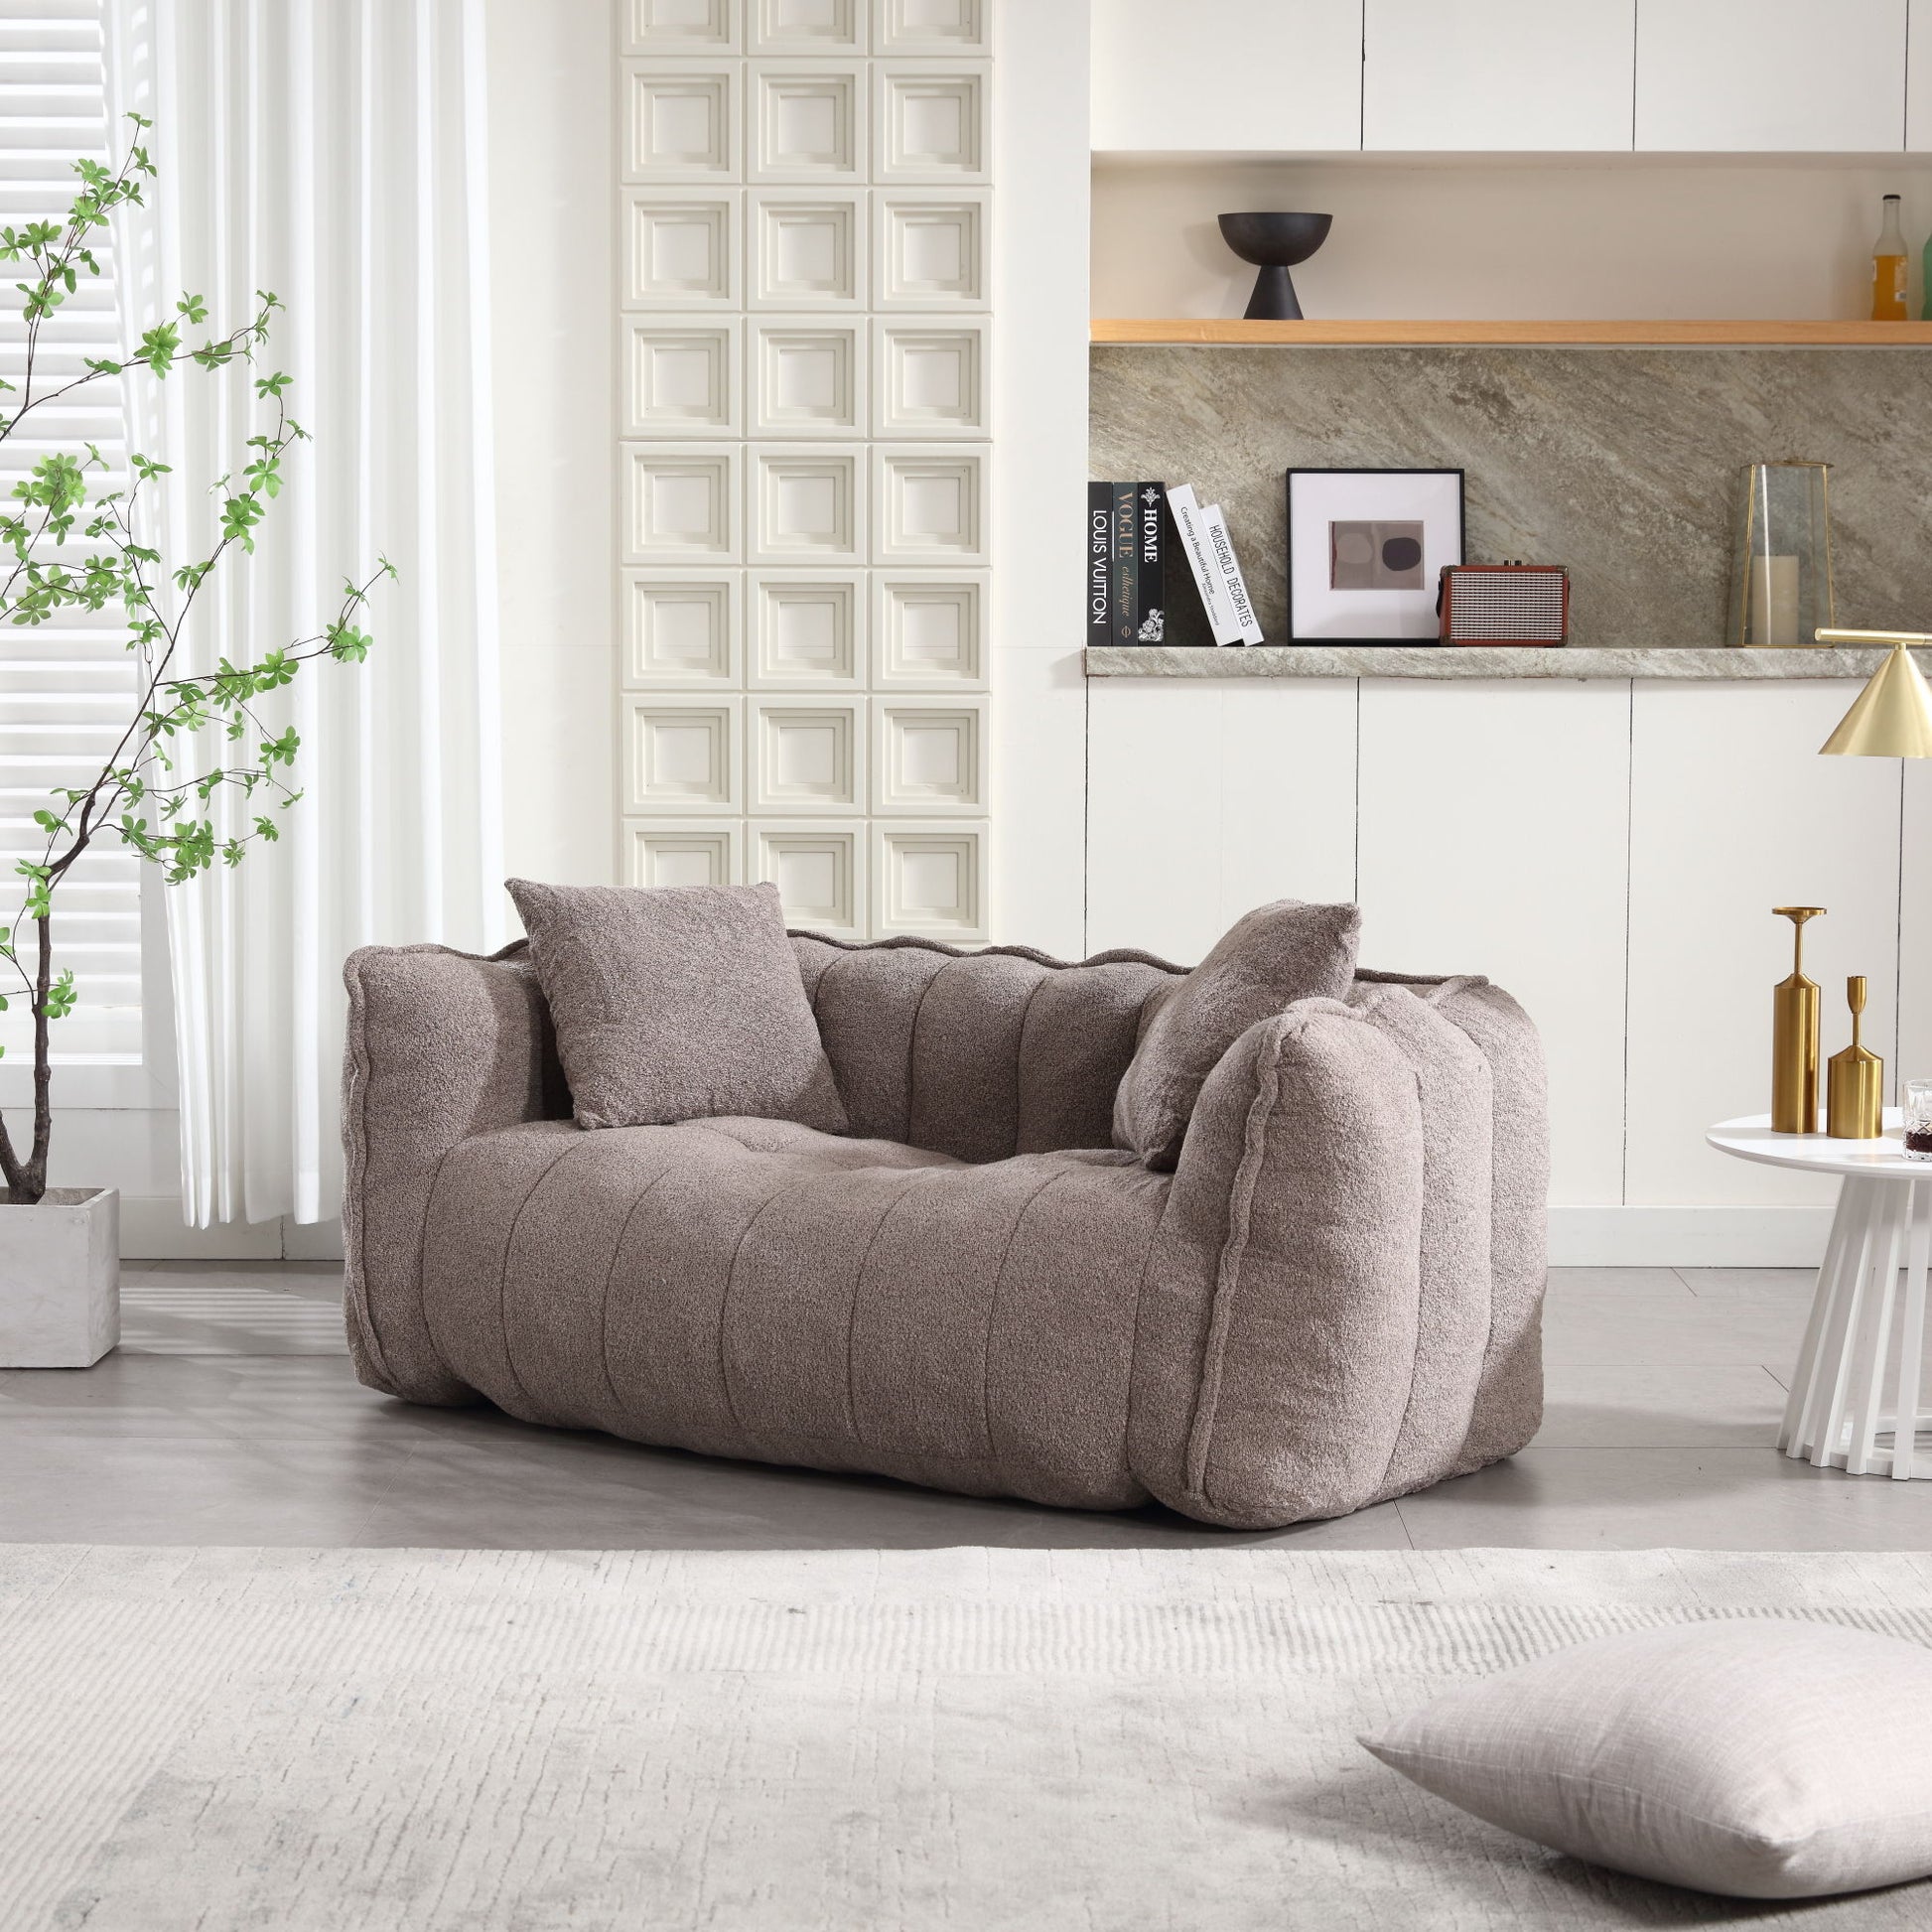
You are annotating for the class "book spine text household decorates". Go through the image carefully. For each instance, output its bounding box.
[1203,501,1264,644]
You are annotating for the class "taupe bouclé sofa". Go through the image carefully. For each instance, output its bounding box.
[342,934,1547,1529]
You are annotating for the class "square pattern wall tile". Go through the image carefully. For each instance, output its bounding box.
[872,821,985,940]
[623,193,740,307]
[748,192,866,306]
[623,696,744,814]
[872,696,986,814]
[873,321,984,436]
[626,819,745,888]
[874,65,986,180]
[750,698,866,814]
[751,64,867,180]
[626,320,742,434]
[873,445,984,563]
[871,573,985,686]
[624,571,742,684]
[874,191,989,308]
[750,444,865,562]
[750,571,864,685]
[750,319,865,434]
[625,0,741,54]
[624,63,740,180]
[753,820,866,934]
[619,0,989,939]
[875,0,988,54]
[754,0,864,52]
[624,445,739,561]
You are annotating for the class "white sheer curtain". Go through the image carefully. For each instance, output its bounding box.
[105,0,503,1226]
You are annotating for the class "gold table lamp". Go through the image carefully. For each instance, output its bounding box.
[1815,627,1932,757]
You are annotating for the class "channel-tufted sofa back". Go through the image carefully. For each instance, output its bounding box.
[790,933,1180,1163]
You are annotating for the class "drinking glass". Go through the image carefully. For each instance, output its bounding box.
[1906,1079,1932,1160]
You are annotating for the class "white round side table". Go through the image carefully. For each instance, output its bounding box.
[1708,1113,1932,1479]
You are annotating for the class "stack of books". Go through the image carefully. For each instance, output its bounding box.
[1088,481,1263,647]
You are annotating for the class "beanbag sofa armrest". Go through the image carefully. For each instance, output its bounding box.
[341,943,566,1403]
[1130,999,1439,1529]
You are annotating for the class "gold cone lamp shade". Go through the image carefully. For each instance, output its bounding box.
[1815,628,1932,758]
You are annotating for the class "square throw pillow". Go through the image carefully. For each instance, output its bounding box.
[506,878,847,1135]
[1112,898,1360,1171]
[1360,1621,1932,1899]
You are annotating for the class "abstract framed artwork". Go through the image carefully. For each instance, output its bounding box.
[1285,468,1464,643]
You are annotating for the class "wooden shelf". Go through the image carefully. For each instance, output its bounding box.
[1091,319,1932,346]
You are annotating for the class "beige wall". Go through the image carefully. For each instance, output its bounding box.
[487,0,619,893]
[1094,155,1932,322]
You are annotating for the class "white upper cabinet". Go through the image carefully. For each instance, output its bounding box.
[1362,1,1635,152]
[1636,0,1907,151]
[1090,0,1363,153]
[1909,0,1932,147]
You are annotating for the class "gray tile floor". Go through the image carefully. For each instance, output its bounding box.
[5,1263,1931,1550]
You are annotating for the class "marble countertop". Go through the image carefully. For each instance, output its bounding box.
[1083,645,1930,679]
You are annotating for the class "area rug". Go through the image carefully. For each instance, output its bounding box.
[5,1546,1932,1931]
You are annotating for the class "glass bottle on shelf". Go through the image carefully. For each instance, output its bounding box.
[1872,194,1908,321]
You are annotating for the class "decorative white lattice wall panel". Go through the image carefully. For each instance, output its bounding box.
[618,0,990,939]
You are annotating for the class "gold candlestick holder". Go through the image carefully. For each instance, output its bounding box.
[1772,905,1826,1134]
[1828,975,1884,1139]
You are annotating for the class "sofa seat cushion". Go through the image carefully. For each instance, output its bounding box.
[414,1119,1173,1509]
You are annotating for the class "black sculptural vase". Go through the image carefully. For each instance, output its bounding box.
[1217,211,1333,321]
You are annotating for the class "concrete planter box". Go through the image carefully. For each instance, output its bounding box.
[0,1186,119,1367]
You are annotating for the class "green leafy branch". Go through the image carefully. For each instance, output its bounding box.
[0,117,383,1204]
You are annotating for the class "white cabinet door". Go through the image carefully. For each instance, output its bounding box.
[1363,0,1635,153]
[1086,679,1357,963]
[1354,678,1633,1208]
[1637,0,1907,152]
[1090,0,1362,153]
[1908,0,1932,146]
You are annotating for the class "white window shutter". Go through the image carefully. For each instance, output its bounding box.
[0,0,142,1066]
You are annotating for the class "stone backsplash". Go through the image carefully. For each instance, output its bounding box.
[1089,345,1932,649]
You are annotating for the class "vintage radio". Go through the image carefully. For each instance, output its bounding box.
[1436,563,1569,645]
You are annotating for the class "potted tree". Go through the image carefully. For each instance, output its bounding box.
[0,119,383,1365]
